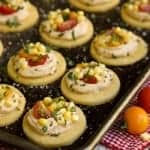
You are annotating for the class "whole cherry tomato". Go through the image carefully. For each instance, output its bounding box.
[28,55,48,67]
[138,86,150,113]
[0,5,16,15]
[124,106,149,135]
[57,19,78,32]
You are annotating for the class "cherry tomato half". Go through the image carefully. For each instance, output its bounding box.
[0,5,16,15]
[138,86,150,113]
[124,106,149,135]
[82,76,98,84]
[32,101,51,119]
[139,4,150,13]
[57,19,78,32]
[28,55,48,67]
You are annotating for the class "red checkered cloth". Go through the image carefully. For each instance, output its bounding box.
[101,78,150,150]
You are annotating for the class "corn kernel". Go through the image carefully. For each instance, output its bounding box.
[38,118,48,126]
[78,72,84,79]
[142,0,148,3]
[52,23,57,30]
[48,103,57,112]
[74,68,80,73]
[77,16,85,22]
[63,8,70,13]
[29,43,34,47]
[134,5,138,11]
[72,114,79,122]
[95,75,101,81]
[88,69,94,76]
[59,108,67,114]
[4,101,12,107]
[56,9,61,13]
[43,97,52,105]
[127,4,133,10]
[49,12,57,19]
[68,102,75,108]
[30,48,38,55]
[64,111,72,120]
[39,44,46,51]
[78,11,84,16]
[56,17,64,24]
[57,117,65,125]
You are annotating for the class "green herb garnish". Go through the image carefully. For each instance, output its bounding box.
[67,72,77,81]
[62,13,69,21]
[46,45,52,53]
[111,54,118,59]
[6,17,21,27]
[72,30,76,40]
[42,126,48,133]
[111,33,121,42]
[58,32,64,37]
[51,111,58,120]
[23,44,30,53]
[70,107,76,112]
[50,133,60,137]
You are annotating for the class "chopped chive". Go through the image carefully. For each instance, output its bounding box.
[42,126,48,132]
[6,17,21,27]
[72,30,76,40]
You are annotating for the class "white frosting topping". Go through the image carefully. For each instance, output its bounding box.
[14,52,57,78]
[27,97,79,135]
[66,62,113,93]
[13,42,57,78]
[27,110,70,135]
[93,27,138,58]
[80,0,110,5]
[0,2,29,24]
[0,85,20,114]
[125,0,150,21]
[43,20,88,40]
[41,9,88,40]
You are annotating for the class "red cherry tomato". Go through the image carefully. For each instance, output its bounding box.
[28,55,48,67]
[32,101,41,119]
[32,101,51,119]
[83,76,98,84]
[139,4,150,13]
[0,5,16,15]
[57,19,78,32]
[138,86,150,113]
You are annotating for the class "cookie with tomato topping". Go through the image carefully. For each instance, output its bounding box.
[0,0,39,32]
[0,40,3,56]
[0,84,26,127]
[69,0,120,13]
[90,27,148,66]
[39,9,94,48]
[23,96,86,147]
[61,62,120,106]
[121,0,150,29]
[7,42,66,86]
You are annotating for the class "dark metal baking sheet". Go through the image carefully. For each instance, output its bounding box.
[0,0,150,150]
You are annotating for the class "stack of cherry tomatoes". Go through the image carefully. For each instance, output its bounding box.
[123,86,150,135]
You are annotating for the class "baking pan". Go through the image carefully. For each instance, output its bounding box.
[0,0,150,150]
